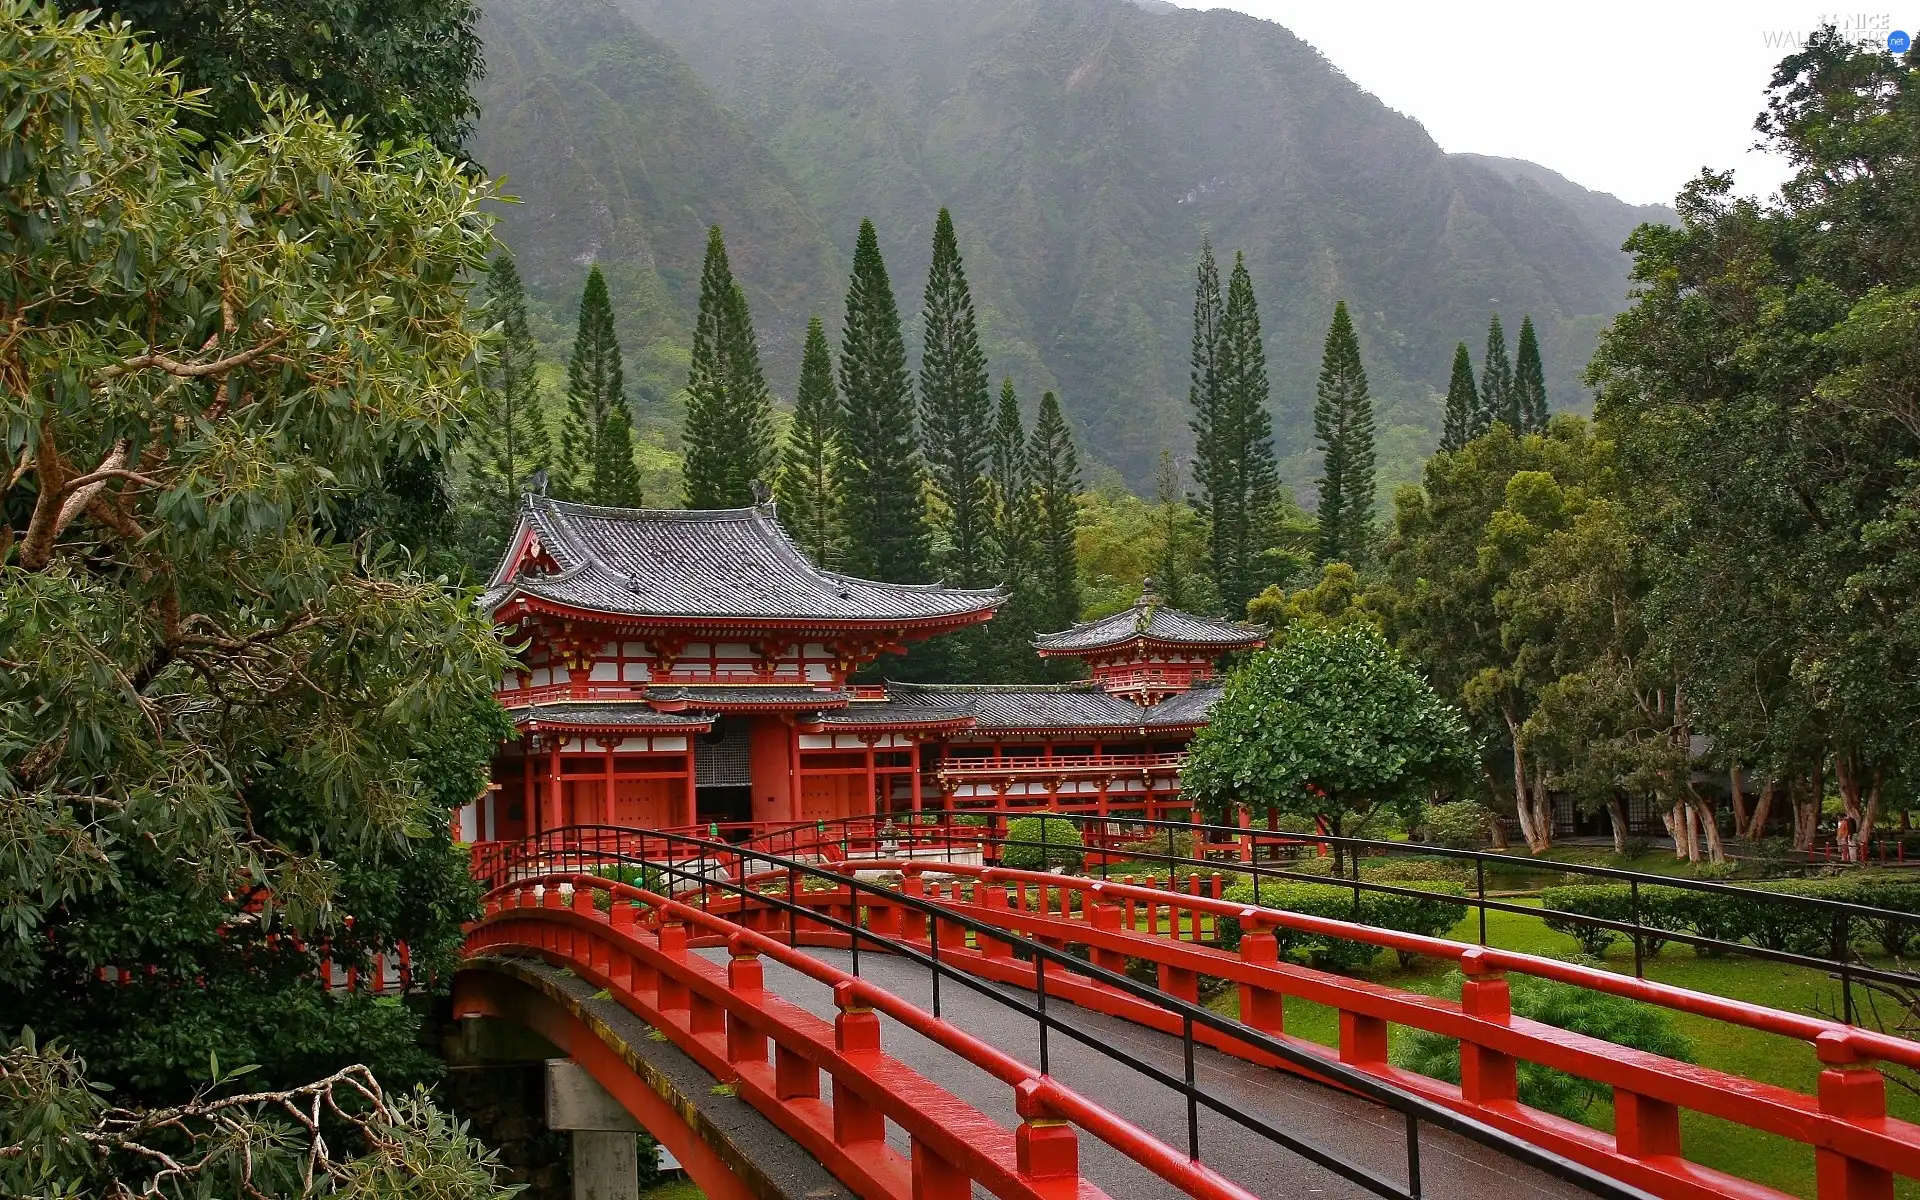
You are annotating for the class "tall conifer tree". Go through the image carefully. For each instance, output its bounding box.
[918,208,994,585]
[1513,315,1549,432]
[1212,252,1280,613]
[683,225,777,508]
[1150,451,1209,613]
[1028,390,1082,640]
[1479,313,1516,432]
[1440,342,1478,453]
[988,378,1043,680]
[558,265,641,506]
[470,252,552,512]
[777,316,843,565]
[1186,241,1232,605]
[1312,300,1376,564]
[838,219,930,582]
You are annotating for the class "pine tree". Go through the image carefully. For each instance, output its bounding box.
[557,265,641,506]
[987,378,1043,680]
[777,316,843,565]
[683,226,777,508]
[918,209,995,586]
[838,219,931,583]
[1028,390,1082,639]
[1213,252,1280,613]
[1186,241,1232,602]
[469,252,552,511]
[1150,451,1209,613]
[1312,300,1376,565]
[1479,313,1516,433]
[1513,314,1549,433]
[1440,342,1478,453]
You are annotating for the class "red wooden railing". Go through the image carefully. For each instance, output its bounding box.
[936,751,1189,779]
[462,873,1267,1200]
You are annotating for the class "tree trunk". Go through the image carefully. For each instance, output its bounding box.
[1605,797,1628,855]
[1729,766,1749,838]
[1746,779,1775,842]
[1834,757,1882,864]
[1791,770,1821,853]
[1688,792,1726,864]
[1506,719,1545,854]
[1527,770,1555,854]
[1660,803,1680,856]
[1680,801,1700,863]
[1479,767,1513,850]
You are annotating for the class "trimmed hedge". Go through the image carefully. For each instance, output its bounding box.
[1216,879,1468,972]
[1002,813,1085,872]
[1539,876,1920,959]
[1422,800,1494,849]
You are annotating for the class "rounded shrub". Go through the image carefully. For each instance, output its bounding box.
[1001,812,1085,872]
[1215,879,1467,972]
[1422,800,1494,849]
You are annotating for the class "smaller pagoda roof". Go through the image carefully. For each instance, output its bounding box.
[482,496,1002,627]
[645,685,849,712]
[887,682,1158,733]
[1034,596,1266,655]
[506,702,713,733]
[1139,682,1226,729]
[809,697,977,732]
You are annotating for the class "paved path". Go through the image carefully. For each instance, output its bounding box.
[700,947,1591,1200]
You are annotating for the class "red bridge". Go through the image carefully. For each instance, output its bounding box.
[453,820,1920,1200]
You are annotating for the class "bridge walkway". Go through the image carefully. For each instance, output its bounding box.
[724,945,1585,1200]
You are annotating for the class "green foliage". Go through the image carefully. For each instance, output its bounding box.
[0,3,512,1190]
[839,219,930,582]
[1513,316,1549,432]
[462,251,553,569]
[1183,625,1478,833]
[1001,813,1085,872]
[1215,880,1467,971]
[1589,28,1920,849]
[1147,452,1217,615]
[1365,856,1472,884]
[1439,343,1477,453]
[1130,825,1198,864]
[1313,300,1377,565]
[1029,391,1083,638]
[1478,314,1515,433]
[981,378,1046,679]
[777,316,844,566]
[559,265,642,506]
[1539,878,1920,959]
[1392,971,1693,1120]
[1422,800,1495,850]
[683,225,778,509]
[919,209,995,588]
[1245,562,1383,635]
[79,0,483,153]
[1191,246,1283,614]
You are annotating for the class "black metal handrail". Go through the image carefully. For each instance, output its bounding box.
[749,809,1920,1016]
[480,825,1657,1200]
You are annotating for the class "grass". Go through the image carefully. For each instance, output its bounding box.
[639,1180,702,1200]
[1203,901,1920,1198]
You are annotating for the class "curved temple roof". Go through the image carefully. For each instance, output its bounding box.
[482,496,1003,626]
[1033,598,1266,655]
[886,682,1224,733]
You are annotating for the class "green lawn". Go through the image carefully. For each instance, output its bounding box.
[1204,901,1920,1198]
[640,1179,702,1200]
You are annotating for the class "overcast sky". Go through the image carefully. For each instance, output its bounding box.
[1162,1,1902,206]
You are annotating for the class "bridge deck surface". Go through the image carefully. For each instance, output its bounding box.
[699,946,1589,1200]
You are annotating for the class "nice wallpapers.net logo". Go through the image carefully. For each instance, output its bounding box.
[1761,13,1911,51]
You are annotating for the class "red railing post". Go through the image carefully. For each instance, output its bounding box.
[1613,1089,1682,1161]
[1459,949,1519,1104]
[910,1137,970,1199]
[726,938,767,1066]
[773,1041,818,1101]
[655,922,689,1014]
[1088,902,1128,976]
[1815,1032,1897,1200]
[977,885,1011,958]
[1338,1009,1389,1066]
[832,983,887,1147]
[1238,920,1286,1035]
[1014,1080,1079,1182]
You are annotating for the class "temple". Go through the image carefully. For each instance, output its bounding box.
[459,496,1265,843]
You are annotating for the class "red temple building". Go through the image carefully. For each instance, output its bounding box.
[460,497,1264,844]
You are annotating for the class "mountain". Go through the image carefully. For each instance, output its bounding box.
[474,0,1671,495]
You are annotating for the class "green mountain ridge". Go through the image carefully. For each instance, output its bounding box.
[474,0,1672,498]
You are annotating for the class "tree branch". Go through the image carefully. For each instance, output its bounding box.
[93,330,290,384]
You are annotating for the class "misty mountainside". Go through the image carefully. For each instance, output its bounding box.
[475,0,1672,494]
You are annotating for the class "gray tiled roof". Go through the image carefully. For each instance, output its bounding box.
[1033,600,1266,653]
[506,702,712,730]
[814,699,975,728]
[886,682,1160,732]
[646,685,849,709]
[1140,683,1226,728]
[482,496,1002,624]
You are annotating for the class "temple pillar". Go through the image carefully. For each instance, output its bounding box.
[545,740,563,831]
[601,738,617,827]
[910,738,923,814]
[683,744,697,828]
